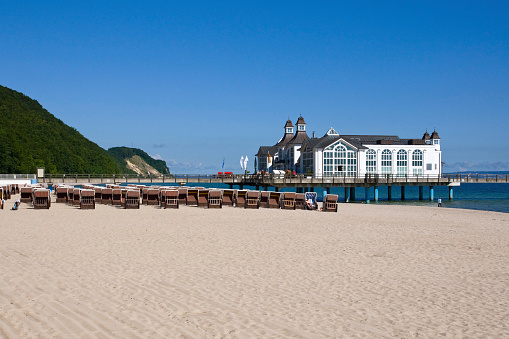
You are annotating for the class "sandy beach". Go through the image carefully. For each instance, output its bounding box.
[1,196,508,338]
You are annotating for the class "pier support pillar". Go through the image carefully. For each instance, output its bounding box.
[429,186,434,201]
[239,184,244,190]
[350,187,356,202]
[322,188,327,199]
[419,186,424,200]
[344,187,350,203]
[263,186,268,191]
[297,187,303,193]
[275,187,280,192]
[229,184,233,190]
[365,187,370,204]
[449,186,453,200]
[374,186,379,202]
[401,186,406,200]
[256,185,260,191]
[388,186,392,201]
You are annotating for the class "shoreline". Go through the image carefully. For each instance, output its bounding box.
[1,195,508,337]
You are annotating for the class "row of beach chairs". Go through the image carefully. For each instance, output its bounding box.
[48,184,339,212]
[1,183,20,201]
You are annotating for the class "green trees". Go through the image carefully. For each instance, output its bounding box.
[0,85,123,174]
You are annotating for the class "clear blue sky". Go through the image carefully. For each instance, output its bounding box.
[1,1,508,173]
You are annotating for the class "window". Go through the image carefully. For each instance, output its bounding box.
[366,149,376,174]
[426,163,432,171]
[434,140,439,145]
[303,149,313,174]
[381,149,392,174]
[396,150,408,177]
[286,128,293,134]
[323,142,357,176]
[298,125,305,131]
[412,150,423,176]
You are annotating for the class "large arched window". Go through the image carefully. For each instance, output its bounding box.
[381,149,392,174]
[412,150,423,176]
[323,142,357,176]
[366,149,376,174]
[397,150,408,177]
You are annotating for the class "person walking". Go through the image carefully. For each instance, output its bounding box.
[437,197,442,207]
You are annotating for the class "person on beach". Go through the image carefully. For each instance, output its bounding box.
[438,197,442,207]
[1,198,4,210]
[306,197,313,210]
[11,200,19,210]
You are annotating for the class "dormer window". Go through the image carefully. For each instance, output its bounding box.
[298,125,305,131]
[286,127,293,134]
[434,139,439,145]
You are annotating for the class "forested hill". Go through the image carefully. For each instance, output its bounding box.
[0,85,123,174]
[107,147,170,175]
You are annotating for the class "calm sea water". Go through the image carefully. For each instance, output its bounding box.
[114,182,509,213]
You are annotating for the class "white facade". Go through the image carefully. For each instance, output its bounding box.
[257,119,442,177]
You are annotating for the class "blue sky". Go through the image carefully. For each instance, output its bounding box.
[1,1,508,173]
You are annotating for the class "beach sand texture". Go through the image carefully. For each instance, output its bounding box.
[1,196,508,338]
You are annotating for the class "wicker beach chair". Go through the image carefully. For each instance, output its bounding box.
[93,187,102,204]
[33,189,51,209]
[259,191,270,208]
[20,187,33,203]
[162,190,179,209]
[80,189,95,209]
[295,193,306,210]
[222,189,235,206]
[187,188,199,206]
[67,187,75,205]
[72,188,80,206]
[208,190,222,208]
[125,190,140,209]
[198,189,209,207]
[146,188,160,205]
[178,188,188,206]
[323,194,338,212]
[282,192,296,210]
[246,191,260,209]
[112,188,123,206]
[268,192,282,209]
[236,190,247,208]
[305,192,318,210]
[101,188,113,205]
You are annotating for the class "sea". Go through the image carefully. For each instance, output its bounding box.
[112,181,509,214]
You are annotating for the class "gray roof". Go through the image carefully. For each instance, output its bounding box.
[287,130,310,145]
[256,145,279,157]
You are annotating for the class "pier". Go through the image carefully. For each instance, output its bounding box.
[29,172,509,203]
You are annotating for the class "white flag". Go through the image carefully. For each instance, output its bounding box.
[243,155,248,170]
[240,156,244,170]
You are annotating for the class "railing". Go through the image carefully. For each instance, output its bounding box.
[4,173,507,184]
[0,174,36,179]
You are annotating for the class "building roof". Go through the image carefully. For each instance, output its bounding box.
[422,131,430,140]
[430,130,440,139]
[284,119,294,128]
[256,145,279,157]
[296,115,306,125]
[301,133,434,151]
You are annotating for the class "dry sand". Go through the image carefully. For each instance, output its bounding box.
[0,195,508,338]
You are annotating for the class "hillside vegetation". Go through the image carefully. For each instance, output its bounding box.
[107,147,170,175]
[0,85,170,175]
[0,85,122,174]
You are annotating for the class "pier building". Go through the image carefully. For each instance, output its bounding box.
[255,117,442,178]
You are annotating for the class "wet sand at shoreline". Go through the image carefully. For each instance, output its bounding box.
[1,196,508,338]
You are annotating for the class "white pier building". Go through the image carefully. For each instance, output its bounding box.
[256,116,442,177]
